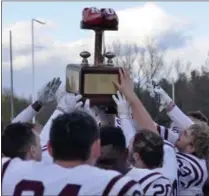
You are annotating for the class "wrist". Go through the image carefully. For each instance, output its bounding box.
[127,93,139,106]
[166,101,175,112]
[32,101,43,112]
[119,114,132,119]
[56,106,65,114]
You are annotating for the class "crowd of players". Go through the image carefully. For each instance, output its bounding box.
[2,68,209,195]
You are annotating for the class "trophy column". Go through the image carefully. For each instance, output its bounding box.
[94,30,104,66]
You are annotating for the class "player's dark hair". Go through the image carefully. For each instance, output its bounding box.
[50,110,99,161]
[187,110,208,123]
[2,122,36,159]
[100,126,126,152]
[133,129,164,169]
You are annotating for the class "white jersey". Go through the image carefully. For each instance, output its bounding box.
[2,157,143,196]
[156,125,179,145]
[126,167,172,196]
[176,152,208,196]
[153,140,178,196]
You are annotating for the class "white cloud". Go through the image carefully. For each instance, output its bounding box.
[2,2,209,96]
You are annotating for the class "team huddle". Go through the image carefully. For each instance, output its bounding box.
[2,68,209,195]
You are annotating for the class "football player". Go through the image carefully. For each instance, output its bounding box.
[112,69,178,195]
[2,122,42,161]
[2,110,143,195]
[1,78,61,162]
[97,126,173,196]
[147,82,209,195]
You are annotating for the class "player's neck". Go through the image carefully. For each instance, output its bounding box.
[54,160,86,168]
[134,161,147,169]
[119,164,132,175]
[115,161,131,175]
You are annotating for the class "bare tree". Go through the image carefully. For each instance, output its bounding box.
[108,40,140,75]
[171,59,192,78]
[129,36,173,86]
[109,39,168,84]
[136,40,165,82]
[108,38,183,89]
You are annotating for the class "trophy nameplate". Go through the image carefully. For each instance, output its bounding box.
[84,74,117,95]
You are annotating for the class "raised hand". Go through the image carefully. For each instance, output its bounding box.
[55,85,67,103]
[112,91,132,119]
[57,94,83,113]
[146,81,161,106]
[146,81,173,112]
[113,68,135,103]
[83,99,95,117]
[146,82,155,98]
[37,77,61,105]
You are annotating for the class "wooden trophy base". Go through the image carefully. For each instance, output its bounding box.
[66,64,120,107]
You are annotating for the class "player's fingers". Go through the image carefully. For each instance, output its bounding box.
[54,78,62,90]
[122,93,126,100]
[112,80,120,90]
[123,68,129,79]
[119,68,124,81]
[154,88,161,94]
[56,86,66,98]
[57,79,62,89]
[112,94,118,104]
[52,78,61,92]
[75,94,82,101]
[84,99,90,108]
[76,101,83,108]
[117,90,122,100]
[55,77,61,86]
[50,78,56,88]
[49,78,58,91]
[46,80,53,89]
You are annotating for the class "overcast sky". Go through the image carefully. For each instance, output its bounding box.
[2,2,209,98]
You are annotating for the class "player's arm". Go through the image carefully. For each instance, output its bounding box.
[146,81,193,132]
[166,103,194,131]
[113,68,157,133]
[12,102,41,123]
[12,78,61,123]
[112,91,136,147]
[156,124,179,145]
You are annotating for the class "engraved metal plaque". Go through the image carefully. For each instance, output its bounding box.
[84,73,118,94]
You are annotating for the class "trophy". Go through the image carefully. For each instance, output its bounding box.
[66,8,120,109]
